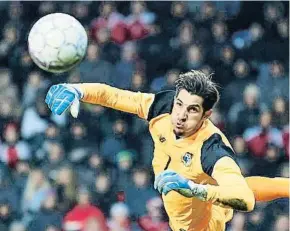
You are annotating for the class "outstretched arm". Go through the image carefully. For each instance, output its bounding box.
[76,83,154,119]
[45,83,155,120]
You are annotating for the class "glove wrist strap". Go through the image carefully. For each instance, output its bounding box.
[188,181,208,201]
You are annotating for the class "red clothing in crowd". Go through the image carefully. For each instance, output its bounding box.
[63,204,108,231]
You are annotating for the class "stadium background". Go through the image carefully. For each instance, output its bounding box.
[0,1,289,231]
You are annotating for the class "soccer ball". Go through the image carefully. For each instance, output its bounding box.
[28,13,88,73]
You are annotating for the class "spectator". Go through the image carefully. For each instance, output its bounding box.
[162,69,180,91]
[163,2,189,37]
[76,151,110,187]
[271,97,289,129]
[114,42,139,89]
[9,47,34,91]
[126,1,155,41]
[41,141,69,182]
[71,2,90,25]
[32,123,62,163]
[138,197,169,231]
[0,123,31,168]
[37,2,56,17]
[124,168,158,219]
[115,150,134,192]
[0,23,19,66]
[21,95,52,140]
[92,172,117,217]
[129,71,148,92]
[210,108,225,131]
[257,61,289,107]
[0,200,18,231]
[91,2,126,45]
[54,166,77,214]
[107,202,132,231]
[22,71,49,109]
[78,43,114,84]
[63,187,108,231]
[180,44,204,71]
[232,136,254,176]
[66,122,93,157]
[29,190,62,231]
[13,161,30,198]
[170,20,195,54]
[21,169,51,225]
[243,111,283,158]
[0,163,19,214]
[243,23,266,62]
[0,68,19,107]
[100,119,129,164]
[221,59,255,112]
[212,45,235,86]
[210,21,229,60]
[0,98,19,134]
[228,84,267,135]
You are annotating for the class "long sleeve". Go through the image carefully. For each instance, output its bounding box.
[205,156,255,211]
[200,133,255,211]
[76,83,155,120]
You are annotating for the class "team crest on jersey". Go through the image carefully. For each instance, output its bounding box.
[182,152,193,167]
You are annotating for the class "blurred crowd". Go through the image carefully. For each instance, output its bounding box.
[0,1,289,231]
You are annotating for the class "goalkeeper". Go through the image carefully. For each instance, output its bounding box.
[45,70,289,231]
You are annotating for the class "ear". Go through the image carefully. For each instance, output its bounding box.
[203,109,212,120]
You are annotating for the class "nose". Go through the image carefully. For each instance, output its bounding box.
[177,108,187,122]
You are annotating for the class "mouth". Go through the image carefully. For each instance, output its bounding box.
[176,122,184,129]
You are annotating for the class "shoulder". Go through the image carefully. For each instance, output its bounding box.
[200,133,237,176]
[147,90,175,121]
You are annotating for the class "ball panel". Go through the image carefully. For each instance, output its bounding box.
[58,44,78,64]
[46,29,65,48]
[64,27,79,46]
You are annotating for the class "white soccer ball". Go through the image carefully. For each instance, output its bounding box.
[28,13,88,73]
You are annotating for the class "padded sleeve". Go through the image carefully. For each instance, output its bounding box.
[147,90,175,121]
[201,133,238,176]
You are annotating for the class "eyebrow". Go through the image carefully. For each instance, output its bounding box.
[176,99,201,109]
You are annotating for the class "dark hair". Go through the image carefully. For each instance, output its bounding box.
[175,70,220,111]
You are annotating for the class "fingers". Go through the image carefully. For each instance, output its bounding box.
[45,84,76,116]
[70,98,80,118]
[162,182,179,195]
[154,170,176,189]
[154,170,177,194]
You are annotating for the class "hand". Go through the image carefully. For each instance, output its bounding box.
[154,170,193,197]
[45,84,83,118]
[154,170,208,200]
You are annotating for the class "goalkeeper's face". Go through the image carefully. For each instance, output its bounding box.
[171,89,212,138]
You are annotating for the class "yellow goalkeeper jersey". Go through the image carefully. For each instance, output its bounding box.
[77,83,255,231]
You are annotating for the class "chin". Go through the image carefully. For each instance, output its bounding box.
[173,129,184,137]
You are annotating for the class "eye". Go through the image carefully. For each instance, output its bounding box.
[176,101,182,107]
[189,108,198,113]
